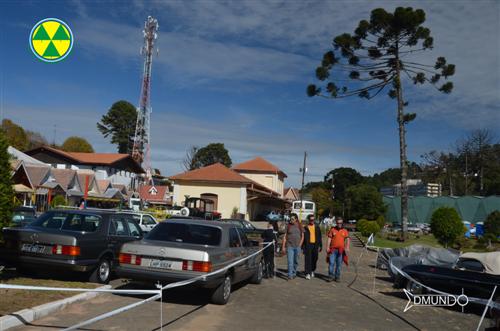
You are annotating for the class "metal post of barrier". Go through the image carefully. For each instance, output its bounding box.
[372,247,378,294]
[476,285,497,331]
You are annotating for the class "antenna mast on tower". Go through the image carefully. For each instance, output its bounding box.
[132,16,158,183]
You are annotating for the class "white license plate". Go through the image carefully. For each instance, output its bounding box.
[21,244,47,254]
[147,259,181,270]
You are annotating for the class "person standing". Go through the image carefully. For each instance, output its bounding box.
[281,213,304,280]
[261,221,278,278]
[303,214,322,280]
[326,217,350,282]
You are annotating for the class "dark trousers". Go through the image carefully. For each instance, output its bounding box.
[263,246,275,277]
[304,243,319,275]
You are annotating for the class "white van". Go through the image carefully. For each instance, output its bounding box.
[291,200,316,222]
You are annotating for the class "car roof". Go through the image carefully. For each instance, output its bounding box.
[49,209,127,216]
[167,218,234,228]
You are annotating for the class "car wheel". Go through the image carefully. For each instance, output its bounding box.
[89,258,111,284]
[211,274,232,305]
[406,279,425,295]
[250,260,263,284]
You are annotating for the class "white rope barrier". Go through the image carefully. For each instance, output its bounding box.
[60,242,272,331]
[0,283,160,295]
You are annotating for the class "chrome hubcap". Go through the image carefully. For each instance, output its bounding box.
[99,261,110,281]
[223,276,231,300]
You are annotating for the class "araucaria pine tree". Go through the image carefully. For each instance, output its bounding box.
[307,7,455,240]
[0,130,14,235]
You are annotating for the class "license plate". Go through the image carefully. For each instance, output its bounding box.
[148,259,181,270]
[21,244,47,254]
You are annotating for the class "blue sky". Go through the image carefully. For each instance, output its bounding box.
[0,0,499,187]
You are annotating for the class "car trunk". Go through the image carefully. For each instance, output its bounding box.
[3,227,79,259]
[121,240,213,262]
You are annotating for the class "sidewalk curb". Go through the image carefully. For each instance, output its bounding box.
[0,284,112,330]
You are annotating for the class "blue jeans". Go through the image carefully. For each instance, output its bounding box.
[287,246,300,278]
[329,249,343,279]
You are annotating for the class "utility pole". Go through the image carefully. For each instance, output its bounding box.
[299,151,307,222]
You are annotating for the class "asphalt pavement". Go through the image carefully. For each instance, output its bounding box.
[7,234,491,331]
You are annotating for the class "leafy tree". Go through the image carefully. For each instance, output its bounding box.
[0,131,14,236]
[308,7,455,240]
[484,211,500,238]
[190,143,232,169]
[97,100,138,154]
[345,184,386,220]
[324,167,364,202]
[61,136,94,153]
[1,119,28,151]
[430,207,464,247]
[311,187,334,217]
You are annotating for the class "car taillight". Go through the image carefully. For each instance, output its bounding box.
[118,253,142,265]
[182,260,212,273]
[52,245,80,256]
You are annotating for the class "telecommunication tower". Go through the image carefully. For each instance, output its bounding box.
[132,16,158,182]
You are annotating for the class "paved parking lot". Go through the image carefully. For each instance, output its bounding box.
[8,236,492,331]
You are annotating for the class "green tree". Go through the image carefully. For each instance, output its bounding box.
[484,211,500,238]
[0,131,14,235]
[430,207,464,247]
[61,136,94,153]
[307,7,455,240]
[190,143,232,169]
[1,119,28,151]
[311,187,334,217]
[345,184,386,220]
[324,167,364,202]
[358,219,381,237]
[50,195,68,208]
[97,100,138,154]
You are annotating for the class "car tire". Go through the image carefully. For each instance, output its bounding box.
[250,260,263,284]
[89,258,111,284]
[211,274,232,305]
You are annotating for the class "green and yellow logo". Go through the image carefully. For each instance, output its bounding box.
[29,18,73,62]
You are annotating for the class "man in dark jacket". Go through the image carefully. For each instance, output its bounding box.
[303,214,322,280]
[261,221,278,278]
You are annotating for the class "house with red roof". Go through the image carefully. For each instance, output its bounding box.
[232,157,287,198]
[25,145,144,189]
[169,160,287,220]
[139,185,171,206]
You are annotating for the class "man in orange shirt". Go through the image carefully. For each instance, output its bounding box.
[326,217,350,282]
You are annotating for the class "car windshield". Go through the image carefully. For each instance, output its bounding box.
[32,211,102,232]
[146,222,221,246]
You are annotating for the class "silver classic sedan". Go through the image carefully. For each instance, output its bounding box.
[115,218,264,304]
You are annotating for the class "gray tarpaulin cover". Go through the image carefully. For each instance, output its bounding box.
[376,245,459,279]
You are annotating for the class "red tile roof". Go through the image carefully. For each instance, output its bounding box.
[170,163,252,184]
[139,185,170,203]
[25,146,144,173]
[232,157,287,177]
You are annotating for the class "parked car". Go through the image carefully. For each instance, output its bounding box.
[219,219,265,242]
[125,212,159,233]
[401,251,500,304]
[115,218,263,305]
[1,209,143,283]
[10,206,37,227]
[344,220,357,232]
[265,210,282,222]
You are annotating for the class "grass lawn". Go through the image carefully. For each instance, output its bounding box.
[0,270,100,316]
[360,233,443,249]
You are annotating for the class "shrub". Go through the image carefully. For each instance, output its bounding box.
[484,211,500,237]
[357,219,368,233]
[50,195,67,208]
[359,220,380,237]
[430,207,464,247]
[375,215,386,228]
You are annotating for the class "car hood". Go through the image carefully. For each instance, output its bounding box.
[461,251,500,275]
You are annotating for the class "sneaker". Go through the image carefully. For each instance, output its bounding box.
[311,272,315,278]
[327,276,334,283]
[305,274,311,280]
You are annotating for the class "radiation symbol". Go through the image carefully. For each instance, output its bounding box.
[29,18,74,62]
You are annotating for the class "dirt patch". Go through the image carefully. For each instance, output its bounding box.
[0,270,99,316]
